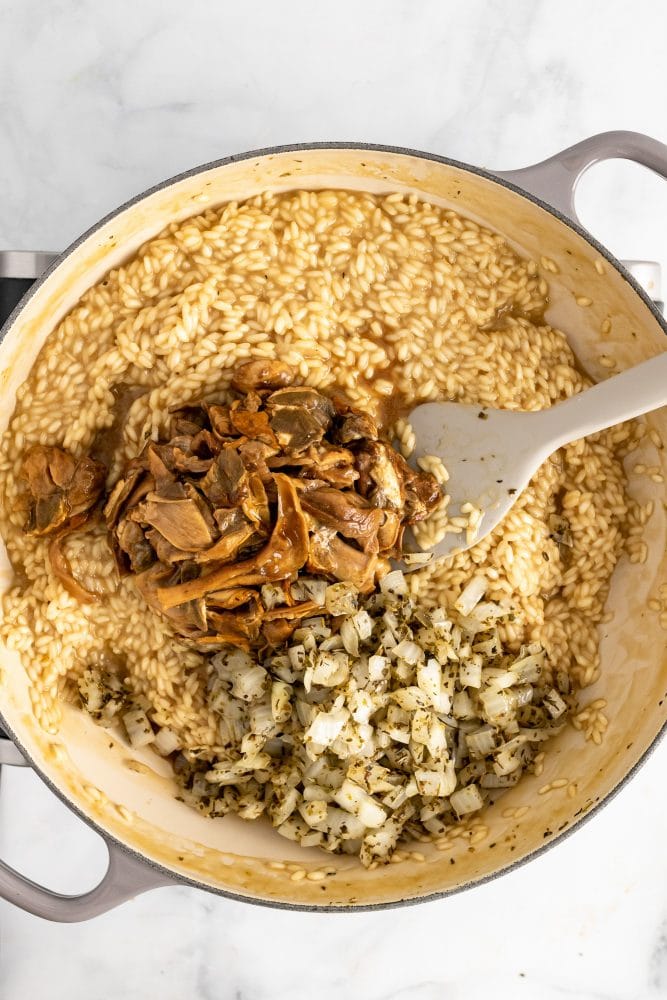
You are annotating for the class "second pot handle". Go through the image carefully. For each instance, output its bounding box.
[493,130,667,225]
[0,837,175,922]
[0,752,176,922]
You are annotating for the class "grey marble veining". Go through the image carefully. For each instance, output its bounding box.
[1,0,667,997]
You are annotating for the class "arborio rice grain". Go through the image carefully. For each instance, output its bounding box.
[0,188,641,751]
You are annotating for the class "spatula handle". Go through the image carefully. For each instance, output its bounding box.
[537,352,667,451]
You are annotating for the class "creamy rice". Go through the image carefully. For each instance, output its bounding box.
[0,188,642,750]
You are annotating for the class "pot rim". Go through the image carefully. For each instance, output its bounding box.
[1,140,666,912]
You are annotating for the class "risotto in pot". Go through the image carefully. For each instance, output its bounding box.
[0,189,646,866]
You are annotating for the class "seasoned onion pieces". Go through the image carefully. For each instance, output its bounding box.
[159,573,569,866]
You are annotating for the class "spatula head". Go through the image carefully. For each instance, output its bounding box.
[403,402,545,560]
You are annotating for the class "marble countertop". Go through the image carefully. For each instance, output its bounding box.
[1,1,667,997]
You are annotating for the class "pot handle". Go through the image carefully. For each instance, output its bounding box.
[493,130,667,225]
[0,253,179,922]
[0,252,58,322]
[0,754,175,921]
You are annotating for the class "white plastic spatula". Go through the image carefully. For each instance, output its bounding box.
[404,351,667,560]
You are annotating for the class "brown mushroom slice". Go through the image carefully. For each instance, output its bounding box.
[47,448,78,490]
[66,457,107,518]
[268,407,327,454]
[266,453,316,472]
[163,598,209,636]
[231,359,295,394]
[156,474,309,610]
[237,439,279,481]
[206,587,257,610]
[103,468,146,528]
[402,467,442,522]
[130,497,214,551]
[116,520,156,572]
[89,384,147,468]
[357,441,441,521]
[262,618,298,646]
[170,448,213,475]
[266,387,335,427]
[267,444,357,486]
[20,445,59,500]
[300,443,359,488]
[229,409,278,446]
[377,510,403,552]
[147,446,176,493]
[150,479,187,502]
[241,473,271,533]
[191,627,253,651]
[354,440,406,510]
[134,561,175,601]
[266,388,335,453]
[329,394,379,444]
[21,445,106,536]
[259,599,323,647]
[300,488,386,554]
[306,527,378,593]
[196,511,257,564]
[335,412,379,444]
[263,599,321,623]
[200,448,248,507]
[206,404,236,439]
[144,528,192,564]
[291,477,329,494]
[202,595,265,648]
[48,526,107,604]
[30,494,70,535]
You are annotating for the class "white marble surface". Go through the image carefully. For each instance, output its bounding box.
[1,0,667,997]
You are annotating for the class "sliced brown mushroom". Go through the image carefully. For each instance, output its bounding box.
[330,393,379,444]
[156,474,309,609]
[377,510,403,552]
[241,473,271,533]
[206,587,258,610]
[354,440,406,510]
[401,465,442,522]
[103,467,146,528]
[89,384,147,468]
[200,448,248,507]
[229,409,278,445]
[144,528,193,564]
[302,443,359,488]
[129,497,214,551]
[48,530,106,604]
[196,510,257,564]
[116,520,156,572]
[307,527,378,593]
[206,404,236,439]
[200,594,265,649]
[231,359,295,394]
[268,407,327,454]
[301,487,387,554]
[237,439,279,481]
[262,618,299,646]
[20,444,106,536]
[266,387,335,454]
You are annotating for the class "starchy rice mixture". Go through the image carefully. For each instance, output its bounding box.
[0,188,643,861]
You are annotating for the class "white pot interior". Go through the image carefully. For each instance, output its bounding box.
[0,147,665,907]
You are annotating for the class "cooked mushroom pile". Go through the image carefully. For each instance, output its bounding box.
[19,444,107,602]
[19,361,441,648]
[104,361,440,648]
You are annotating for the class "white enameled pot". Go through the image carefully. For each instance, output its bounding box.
[0,132,666,920]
